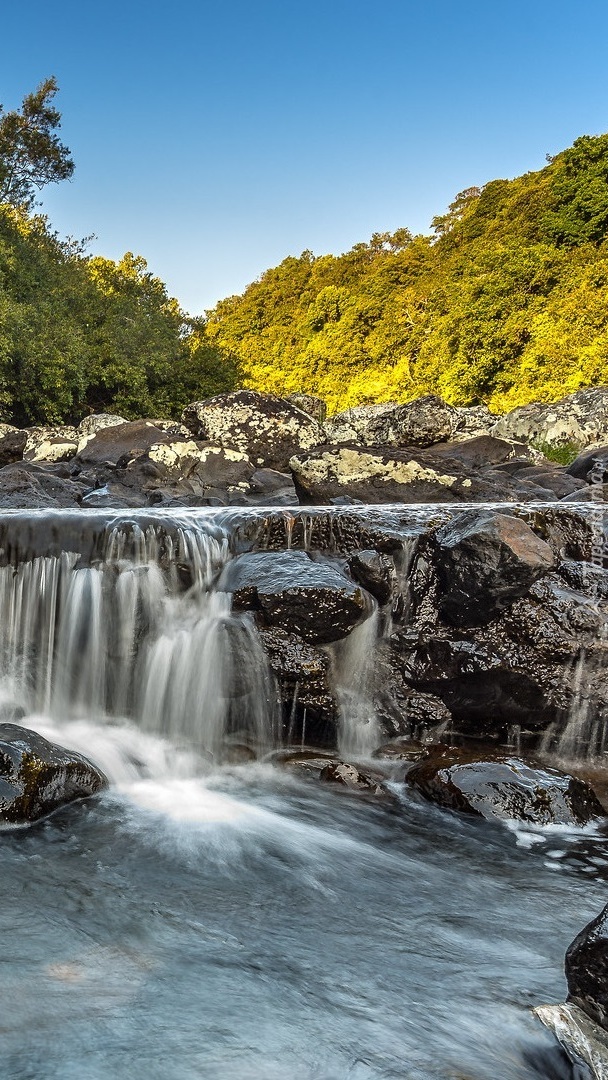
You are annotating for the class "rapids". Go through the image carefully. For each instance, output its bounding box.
[0,506,605,1079]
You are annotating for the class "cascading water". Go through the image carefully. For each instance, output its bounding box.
[0,514,279,769]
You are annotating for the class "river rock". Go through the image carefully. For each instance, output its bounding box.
[567,445,608,485]
[0,462,86,508]
[428,434,544,470]
[223,550,371,643]
[0,428,28,467]
[182,390,325,471]
[77,412,128,439]
[452,404,500,440]
[491,386,608,450]
[75,419,174,469]
[535,1002,608,1080]
[433,511,555,626]
[319,760,386,795]
[347,549,395,605]
[406,745,604,824]
[566,903,608,1031]
[24,426,79,463]
[323,395,457,449]
[289,445,560,505]
[258,626,337,744]
[0,723,107,825]
[287,393,327,424]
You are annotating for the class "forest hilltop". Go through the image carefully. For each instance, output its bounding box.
[1,78,608,423]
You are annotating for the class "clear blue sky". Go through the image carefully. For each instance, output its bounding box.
[2,0,608,314]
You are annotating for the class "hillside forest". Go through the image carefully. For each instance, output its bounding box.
[2,79,608,423]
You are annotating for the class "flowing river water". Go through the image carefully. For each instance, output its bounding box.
[0,507,606,1080]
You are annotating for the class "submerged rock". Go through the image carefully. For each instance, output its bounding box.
[224,550,371,643]
[566,903,608,1031]
[0,723,107,825]
[182,390,325,471]
[406,745,604,825]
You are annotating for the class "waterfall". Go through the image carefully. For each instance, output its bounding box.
[0,514,278,764]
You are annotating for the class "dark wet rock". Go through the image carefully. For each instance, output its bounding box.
[491,386,608,450]
[286,393,327,424]
[248,468,298,506]
[0,429,28,468]
[223,550,371,643]
[566,904,608,1031]
[75,420,172,468]
[323,396,457,449]
[271,749,338,777]
[258,627,337,744]
[289,445,559,505]
[558,559,608,598]
[373,739,430,763]
[562,485,608,502]
[347,549,394,605]
[434,510,555,626]
[182,390,325,471]
[319,760,388,796]
[0,462,87,508]
[0,723,107,825]
[406,745,604,824]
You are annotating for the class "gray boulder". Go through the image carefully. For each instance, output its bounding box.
[323,395,457,449]
[0,723,107,825]
[491,386,608,450]
[182,390,325,471]
[286,392,327,424]
[566,903,608,1031]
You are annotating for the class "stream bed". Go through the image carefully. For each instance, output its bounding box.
[1,745,606,1080]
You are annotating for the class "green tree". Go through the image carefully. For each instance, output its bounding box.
[0,77,74,208]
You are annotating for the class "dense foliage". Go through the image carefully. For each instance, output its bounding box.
[207,135,608,413]
[0,205,239,425]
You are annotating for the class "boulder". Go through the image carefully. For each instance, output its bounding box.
[566,903,608,1030]
[24,426,79,463]
[77,412,128,439]
[182,390,325,471]
[258,626,337,744]
[452,404,500,440]
[222,550,371,643]
[347,549,395,605]
[0,723,107,825]
[428,435,545,470]
[510,465,586,499]
[286,392,327,424]
[323,395,457,449]
[491,386,608,450]
[0,429,27,468]
[406,745,604,824]
[434,510,555,626]
[0,462,86,508]
[75,420,173,468]
[289,445,560,505]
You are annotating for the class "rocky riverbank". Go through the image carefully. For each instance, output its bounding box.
[1,385,608,508]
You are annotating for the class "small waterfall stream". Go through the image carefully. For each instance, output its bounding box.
[0,515,280,768]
